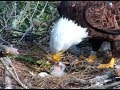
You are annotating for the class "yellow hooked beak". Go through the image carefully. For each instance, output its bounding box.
[52,51,63,62]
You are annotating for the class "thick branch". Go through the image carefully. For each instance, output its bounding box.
[0,57,28,89]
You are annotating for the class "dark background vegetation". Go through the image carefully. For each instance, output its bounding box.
[0,1,60,71]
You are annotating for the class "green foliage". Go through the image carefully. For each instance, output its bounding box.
[17,55,37,64]
[17,55,51,71]
[0,1,59,40]
[36,60,51,67]
[0,1,59,71]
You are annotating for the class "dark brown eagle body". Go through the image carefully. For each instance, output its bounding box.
[57,1,120,58]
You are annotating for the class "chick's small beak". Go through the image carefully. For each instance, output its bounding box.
[52,52,63,62]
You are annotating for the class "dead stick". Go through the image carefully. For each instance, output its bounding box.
[102,81,120,89]
[0,57,28,89]
[4,66,12,89]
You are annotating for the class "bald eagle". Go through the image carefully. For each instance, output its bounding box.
[50,1,120,68]
[50,17,88,62]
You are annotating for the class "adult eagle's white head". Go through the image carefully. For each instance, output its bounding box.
[50,17,88,62]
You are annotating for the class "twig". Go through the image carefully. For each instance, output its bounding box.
[16,25,33,44]
[63,69,118,89]
[5,2,15,24]
[113,15,119,29]
[0,57,28,89]
[4,64,12,89]
[14,2,31,29]
[102,80,120,89]
[46,17,59,33]
[37,1,48,20]
[6,57,23,85]
[84,80,120,89]
[0,36,11,45]
[33,40,51,56]
[65,77,90,85]
[30,1,39,22]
